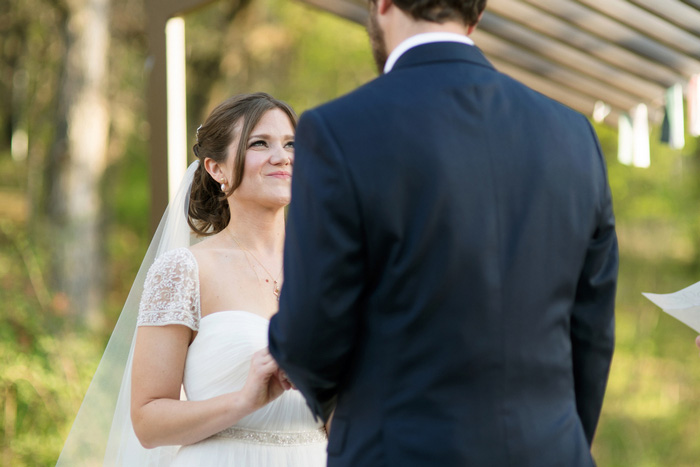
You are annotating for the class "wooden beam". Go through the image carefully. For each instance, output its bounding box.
[575,0,700,60]
[478,11,665,106]
[145,6,168,234]
[474,31,643,111]
[483,0,669,99]
[486,0,683,88]
[629,0,700,36]
[524,0,700,76]
[491,58,620,127]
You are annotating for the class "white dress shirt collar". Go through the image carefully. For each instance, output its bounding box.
[383,32,475,74]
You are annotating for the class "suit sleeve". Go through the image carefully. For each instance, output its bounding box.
[571,119,618,445]
[269,109,365,422]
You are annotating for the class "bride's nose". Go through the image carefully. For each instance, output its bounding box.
[269,144,292,166]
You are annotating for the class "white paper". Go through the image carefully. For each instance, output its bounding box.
[643,281,700,333]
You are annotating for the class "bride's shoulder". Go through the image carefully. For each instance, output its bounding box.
[146,247,198,280]
[140,247,200,330]
[188,235,219,254]
[186,236,235,272]
[159,246,196,262]
[188,235,226,259]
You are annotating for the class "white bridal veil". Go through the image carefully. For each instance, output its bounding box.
[57,161,200,466]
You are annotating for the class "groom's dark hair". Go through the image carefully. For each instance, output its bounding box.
[379,0,487,26]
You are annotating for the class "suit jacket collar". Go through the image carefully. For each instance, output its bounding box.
[391,41,495,73]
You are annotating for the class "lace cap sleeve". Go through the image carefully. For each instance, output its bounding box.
[137,247,200,331]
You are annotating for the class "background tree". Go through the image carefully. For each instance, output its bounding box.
[46,0,111,328]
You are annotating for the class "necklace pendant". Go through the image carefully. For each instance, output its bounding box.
[273,286,280,301]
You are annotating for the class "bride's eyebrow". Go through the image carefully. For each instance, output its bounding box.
[248,134,295,140]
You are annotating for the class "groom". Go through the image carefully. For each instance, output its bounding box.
[269,0,618,465]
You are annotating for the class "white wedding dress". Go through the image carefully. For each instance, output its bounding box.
[138,247,328,466]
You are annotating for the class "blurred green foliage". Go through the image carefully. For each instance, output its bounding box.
[0,173,104,466]
[591,124,700,466]
[1,0,699,465]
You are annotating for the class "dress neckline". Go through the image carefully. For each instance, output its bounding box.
[200,309,271,323]
[190,310,270,347]
[178,248,274,325]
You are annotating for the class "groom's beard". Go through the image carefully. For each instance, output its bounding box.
[366,8,388,74]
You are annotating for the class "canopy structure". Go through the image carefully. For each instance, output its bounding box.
[146,0,700,229]
[301,0,700,127]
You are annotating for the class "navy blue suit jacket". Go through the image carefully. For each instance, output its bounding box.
[269,42,617,467]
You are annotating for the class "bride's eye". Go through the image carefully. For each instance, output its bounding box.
[285,141,294,149]
[249,140,267,148]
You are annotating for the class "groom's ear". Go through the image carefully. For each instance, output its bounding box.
[466,11,484,35]
[377,0,393,15]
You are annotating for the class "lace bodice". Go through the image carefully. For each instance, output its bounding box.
[137,247,200,330]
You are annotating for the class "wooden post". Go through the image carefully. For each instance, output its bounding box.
[144,0,218,234]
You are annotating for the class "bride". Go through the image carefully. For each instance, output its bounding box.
[57,92,327,466]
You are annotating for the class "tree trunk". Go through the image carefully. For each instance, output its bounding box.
[47,0,110,328]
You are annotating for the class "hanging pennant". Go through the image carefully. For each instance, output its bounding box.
[688,75,700,137]
[665,83,685,149]
[593,101,611,123]
[618,113,633,166]
[632,104,650,168]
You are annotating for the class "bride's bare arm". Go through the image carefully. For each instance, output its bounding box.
[131,325,286,448]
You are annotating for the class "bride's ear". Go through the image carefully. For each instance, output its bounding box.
[203,157,225,185]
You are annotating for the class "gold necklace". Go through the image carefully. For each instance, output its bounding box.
[227,231,283,301]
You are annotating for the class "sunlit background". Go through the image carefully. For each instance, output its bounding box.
[0,0,699,465]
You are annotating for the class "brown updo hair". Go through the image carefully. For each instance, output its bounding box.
[188,92,297,236]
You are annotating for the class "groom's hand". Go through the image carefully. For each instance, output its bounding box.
[276,369,296,390]
[696,336,700,356]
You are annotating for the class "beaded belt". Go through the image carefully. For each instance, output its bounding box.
[211,426,327,446]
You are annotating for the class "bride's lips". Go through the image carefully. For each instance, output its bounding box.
[266,171,292,179]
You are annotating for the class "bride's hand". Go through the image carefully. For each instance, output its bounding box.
[241,348,287,411]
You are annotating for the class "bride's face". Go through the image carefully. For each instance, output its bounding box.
[228,108,295,208]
